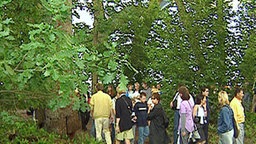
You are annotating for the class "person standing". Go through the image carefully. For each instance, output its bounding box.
[141,81,152,101]
[178,86,194,144]
[217,91,234,144]
[170,84,183,144]
[193,94,207,144]
[90,83,113,144]
[107,84,116,144]
[200,87,210,144]
[115,86,134,144]
[156,83,163,95]
[230,88,245,144]
[147,92,170,144]
[134,92,149,144]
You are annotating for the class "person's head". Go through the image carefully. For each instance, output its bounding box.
[134,82,140,91]
[96,83,104,91]
[195,94,206,105]
[107,84,115,98]
[234,88,244,100]
[218,90,229,106]
[142,81,148,89]
[151,92,160,104]
[140,92,147,103]
[156,83,161,90]
[201,86,209,97]
[116,84,126,95]
[127,84,133,91]
[178,86,190,100]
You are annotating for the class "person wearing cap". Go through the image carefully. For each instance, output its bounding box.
[90,83,113,144]
[115,86,134,144]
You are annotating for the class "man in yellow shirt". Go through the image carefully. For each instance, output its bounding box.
[230,88,245,144]
[90,83,113,144]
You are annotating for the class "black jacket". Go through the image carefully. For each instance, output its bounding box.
[115,95,133,132]
[147,103,170,144]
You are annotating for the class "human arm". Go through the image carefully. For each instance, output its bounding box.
[115,118,121,133]
[180,113,186,136]
[147,106,162,120]
[193,105,198,118]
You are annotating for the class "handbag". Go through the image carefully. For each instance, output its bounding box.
[190,125,201,142]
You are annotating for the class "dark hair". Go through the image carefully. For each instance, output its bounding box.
[179,86,190,100]
[96,83,104,91]
[107,84,116,98]
[235,88,243,97]
[200,86,209,93]
[152,93,160,101]
[195,94,204,105]
[140,92,147,98]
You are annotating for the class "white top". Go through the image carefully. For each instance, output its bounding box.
[196,105,205,124]
[173,92,194,110]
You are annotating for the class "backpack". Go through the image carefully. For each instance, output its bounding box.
[225,105,240,138]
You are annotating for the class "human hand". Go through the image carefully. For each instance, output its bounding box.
[115,125,120,133]
[170,101,173,108]
[181,131,186,136]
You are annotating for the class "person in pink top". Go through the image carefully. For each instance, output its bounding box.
[178,86,195,144]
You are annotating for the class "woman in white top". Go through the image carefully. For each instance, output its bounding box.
[193,94,207,144]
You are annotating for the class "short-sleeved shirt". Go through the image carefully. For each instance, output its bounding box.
[179,100,194,132]
[116,95,133,132]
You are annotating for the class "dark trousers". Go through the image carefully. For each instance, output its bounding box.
[80,110,90,131]
[173,110,180,144]
[203,123,208,144]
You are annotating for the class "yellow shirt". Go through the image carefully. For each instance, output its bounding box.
[90,91,113,119]
[230,97,245,124]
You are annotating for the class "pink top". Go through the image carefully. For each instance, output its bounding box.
[179,100,195,132]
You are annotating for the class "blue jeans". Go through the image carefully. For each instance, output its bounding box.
[138,126,149,144]
[174,110,180,144]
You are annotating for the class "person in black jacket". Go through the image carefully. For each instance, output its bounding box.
[115,86,134,144]
[134,92,149,144]
[147,93,170,144]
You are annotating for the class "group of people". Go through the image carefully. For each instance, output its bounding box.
[89,82,169,144]
[79,82,246,144]
[170,86,245,144]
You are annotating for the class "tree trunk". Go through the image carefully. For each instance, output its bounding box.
[42,0,81,136]
[92,1,104,93]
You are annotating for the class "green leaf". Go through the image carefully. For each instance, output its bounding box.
[52,69,59,81]
[119,74,129,90]
[2,18,14,24]
[4,64,14,75]
[76,61,84,69]
[44,69,51,77]
[5,36,15,40]
[0,0,12,7]
[103,73,115,84]
[49,33,56,42]
[108,59,118,71]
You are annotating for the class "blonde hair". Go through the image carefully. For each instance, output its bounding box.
[218,90,229,106]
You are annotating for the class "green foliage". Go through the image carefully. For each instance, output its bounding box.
[0,111,62,143]
[72,132,104,144]
[0,0,130,111]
